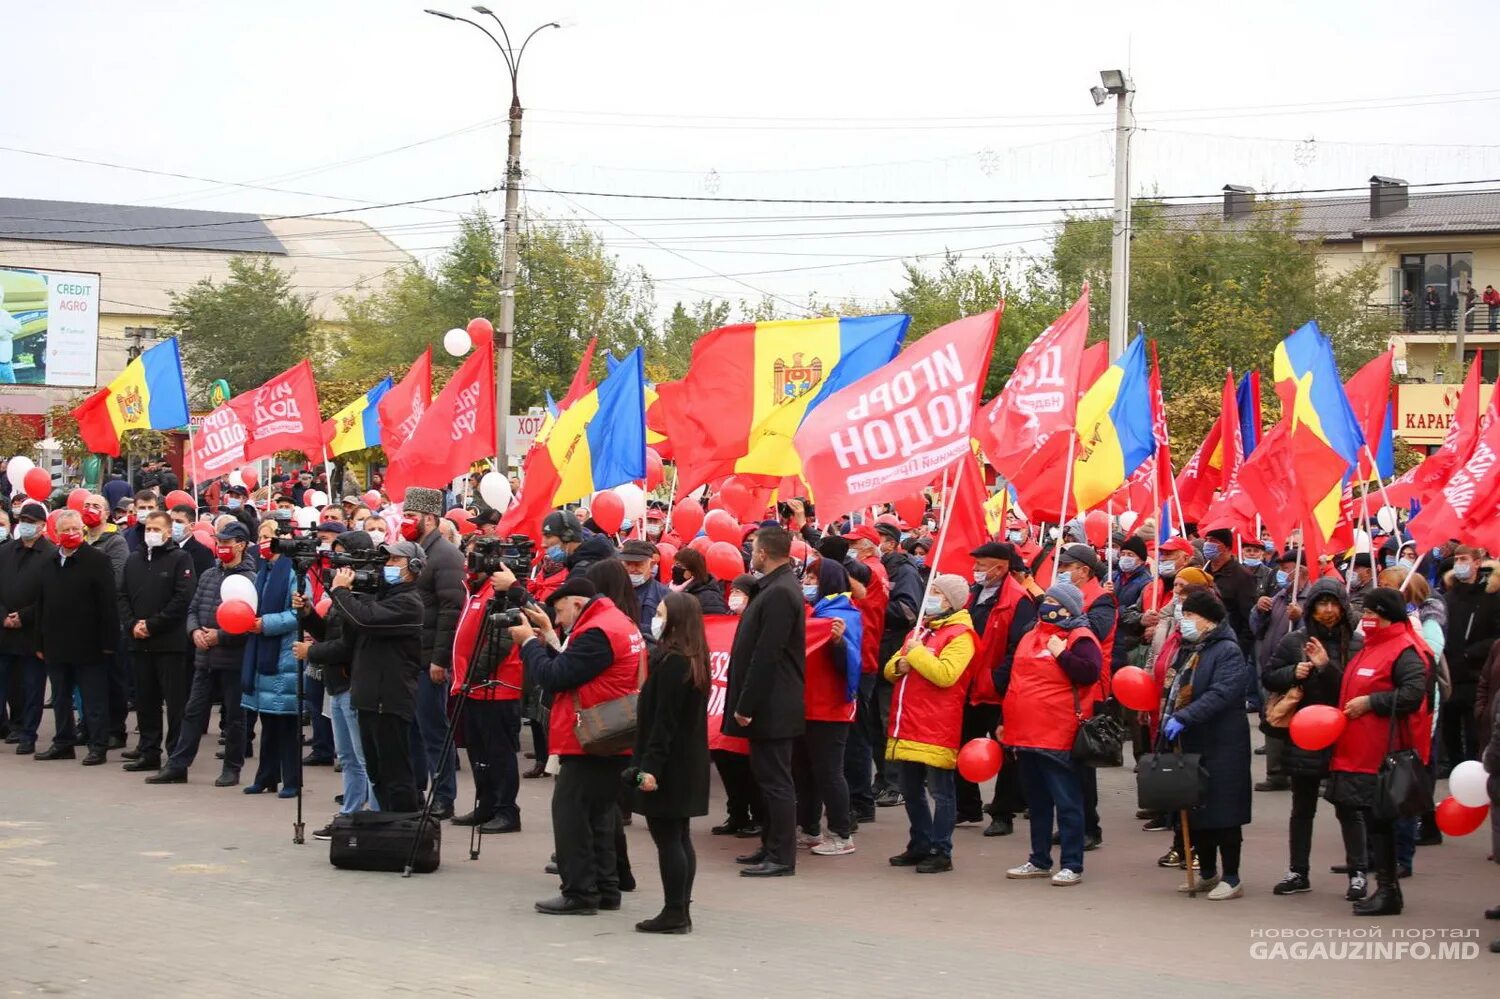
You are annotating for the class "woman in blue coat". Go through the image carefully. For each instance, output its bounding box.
[1161,588,1253,900]
[240,543,302,797]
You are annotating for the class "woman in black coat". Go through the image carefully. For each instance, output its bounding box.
[631,590,711,934]
[1162,589,1252,900]
[674,548,729,616]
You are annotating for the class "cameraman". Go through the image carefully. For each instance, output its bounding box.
[318,540,426,813]
[449,561,530,835]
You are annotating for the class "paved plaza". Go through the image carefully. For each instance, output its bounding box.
[1,721,1494,997]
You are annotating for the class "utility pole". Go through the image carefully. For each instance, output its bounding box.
[426,7,558,470]
[1092,70,1135,361]
[1455,273,1470,369]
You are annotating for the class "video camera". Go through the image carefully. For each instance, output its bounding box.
[467,534,536,579]
[320,551,387,595]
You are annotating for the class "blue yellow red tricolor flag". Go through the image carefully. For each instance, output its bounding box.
[73,337,191,456]
[1072,335,1156,512]
[323,377,393,458]
[656,314,910,492]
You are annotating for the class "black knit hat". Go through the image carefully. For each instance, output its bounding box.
[1361,586,1408,624]
[1181,588,1227,624]
[1121,535,1148,560]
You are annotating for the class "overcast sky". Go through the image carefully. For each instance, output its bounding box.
[6,0,1497,316]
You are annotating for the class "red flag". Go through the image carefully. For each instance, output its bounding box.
[794,308,1001,518]
[560,336,598,409]
[931,453,992,576]
[378,348,433,461]
[975,288,1090,476]
[1289,424,1353,562]
[1459,453,1500,554]
[189,402,248,481]
[385,334,496,502]
[1077,341,1110,398]
[228,360,323,462]
[1385,355,1486,506]
[1110,340,1175,514]
[1234,424,1298,547]
[1409,413,1500,550]
[1344,350,1394,481]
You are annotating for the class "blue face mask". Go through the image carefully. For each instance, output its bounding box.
[170,522,187,542]
[802,583,820,602]
[1006,529,1025,544]
[1179,618,1201,641]
[1202,542,1222,561]
[1397,557,1416,572]
[546,545,564,563]
[922,596,945,618]
[382,566,403,585]
[1275,569,1289,588]
[0,526,8,543]
[14,522,38,542]
[1242,557,1262,568]
[226,498,242,510]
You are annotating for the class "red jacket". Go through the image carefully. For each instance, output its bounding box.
[547,597,643,757]
[450,581,521,701]
[1484,287,1500,307]
[856,554,890,674]
[884,612,977,768]
[1002,625,1100,752]
[1330,621,1432,774]
[968,574,1027,706]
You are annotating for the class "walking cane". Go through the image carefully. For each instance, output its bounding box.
[1175,735,1195,896]
[292,574,307,846]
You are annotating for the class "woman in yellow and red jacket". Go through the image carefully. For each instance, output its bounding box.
[883,573,976,874]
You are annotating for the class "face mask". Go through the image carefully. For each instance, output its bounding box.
[226,498,242,510]
[1397,557,1415,572]
[1159,562,1177,578]
[628,573,648,587]
[112,514,128,526]
[1006,529,1025,544]
[973,570,988,585]
[399,517,421,542]
[272,509,293,522]
[368,530,387,545]
[318,542,332,553]
[1038,599,1067,623]
[546,545,564,563]
[15,522,38,542]
[130,512,146,526]
[1275,570,1289,588]
[645,523,662,538]
[170,522,188,542]
[913,557,925,569]
[671,564,686,585]
[81,509,103,529]
[1242,557,1262,568]
[382,566,403,585]
[1179,618,1201,641]
[1454,562,1474,581]
[1171,602,1183,619]
[922,596,945,618]
[728,594,747,614]
[650,616,666,641]
[803,583,820,602]
[0,526,8,543]
[258,540,274,561]
[1117,555,1140,573]
[58,533,85,551]
[216,544,237,564]
[1202,542,1222,561]
[144,530,165,549]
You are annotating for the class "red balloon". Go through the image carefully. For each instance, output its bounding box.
[45,509,65,543]
[1289,704,1347,751]
[1112,665,1160,712]
[894,493,926,527]
[706,493,727,513]
[654,543,678,582]
[239,466,259,491]
[719,478,757,522]
[466,316,495,340]
[1084,509,1111,548]
[315,596,333,618]
[703,509,740,544]
[23,467,51,501]
[66,487,89,512]
[672,498,704,539]
[789,538,810,561]
[706,540,745,582]
[216,599,257,634]
[193,526,215,545]
[592,491,625,535]
[688,535,713,556]
[956,738,1002,783]
[645,449,664,492]
[1434,796,1489,837]
[363,489,382,509]
[164,490,195,510]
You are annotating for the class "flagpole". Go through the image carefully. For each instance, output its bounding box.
[1106,495,1116,580]
[663,463,679,533]
[908,466,955,649]
[187,423,200,510]
[1052,433,1078,580]
[1362,443,1397,519]
[1288,521,1304,640]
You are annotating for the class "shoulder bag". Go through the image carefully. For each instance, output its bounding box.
[573,690,639,756]
[1070,685,1125,768]
[1373,706,1433,823]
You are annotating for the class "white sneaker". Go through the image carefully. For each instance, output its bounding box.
[1006,862,1052,879]
[811,835,856,856]
[796,830,824,849]
[1206,879,1244,900]
[1051,868,1082,887]
[1178,875,1220,893]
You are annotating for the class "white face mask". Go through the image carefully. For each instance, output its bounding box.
[922,596,946,618]
[628,573,648,587]
[728,595,747,615]
[143,530,165,549]
[973,570,988,585]
[367,530,386,544]
[650,616,666,641]
[1117,555,1140,573]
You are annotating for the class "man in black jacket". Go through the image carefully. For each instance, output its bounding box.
[724,526,806,877]
[1442,547,1500,768]
[1203,528,1258,659]
[0,502,56,754]
[120,510,197,772]
[169,503,215,577]
[876,522,922,663]
[35,509,121,765]
[403,486,463,819]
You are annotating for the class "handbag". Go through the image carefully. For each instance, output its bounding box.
[1373,710,1433,823]
[1263,685,1304,728]
[1135,751,1209,813]
[572,691,639,756]
[1070,686,1125,768]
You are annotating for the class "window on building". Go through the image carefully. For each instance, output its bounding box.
[1403,252,1474,304]
[1463,349,1499,381]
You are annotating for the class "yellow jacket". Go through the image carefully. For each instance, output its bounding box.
[882,609,976,769]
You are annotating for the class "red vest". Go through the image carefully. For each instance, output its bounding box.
[856,555,889,674]
[547,597,643,757]
[803,612,856,723]
[968,575,1026,706]
[1330,622,1433,775]
[1002,625,1100,752]
[887,620,976,753]
[1079,578,1116,700]
[532,565,568,603]
[450,581,521,701]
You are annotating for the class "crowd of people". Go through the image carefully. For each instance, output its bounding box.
[1,458,1498,945]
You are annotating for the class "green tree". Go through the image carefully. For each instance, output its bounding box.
[166,256,313,407]
[0,411,41,463]
[657,299,732,379]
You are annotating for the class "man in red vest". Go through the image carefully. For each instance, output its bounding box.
[511,577,643,916]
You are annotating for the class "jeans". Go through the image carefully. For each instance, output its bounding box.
[410,674,457,809]
[304,672,335,761]
[47,661,108,752]
[329,691,374,813]
[792,720,852,838]
[169,668,244,773]
[1017,750,1085,873]
[0,653,46,744]
[897,760,956,858]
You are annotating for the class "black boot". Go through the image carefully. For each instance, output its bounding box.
[635,906,692,934]
[1355,828,1402,916]
[1352,881,1402,916]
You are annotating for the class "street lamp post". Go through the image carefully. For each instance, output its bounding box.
[1091,70,1135,361]
[426,7,558,470]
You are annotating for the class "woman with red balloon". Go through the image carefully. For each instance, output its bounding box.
[1324,587,1434,917]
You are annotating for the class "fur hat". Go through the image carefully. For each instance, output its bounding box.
[1181,588,1227,623]
[403,487,444,517]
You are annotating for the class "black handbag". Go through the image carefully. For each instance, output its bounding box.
[1135,751,1209,813]
[1374,711,1433,823]
[1070,687,1125,768]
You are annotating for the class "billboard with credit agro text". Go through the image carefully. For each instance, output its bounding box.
[0,266,101,388]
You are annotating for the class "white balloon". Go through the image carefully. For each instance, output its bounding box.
[220,573,258,612]
[227,469,245,489]
[306,490,328,509]
[1376,506,1399,534]
[613,483,647,523]
[1353,529,1372,554]
[296,506,320,528]
[6,455,34,491]
[479,471,512,510]
[443,328,471,357]
[1117,510,1138,533]
[1448,759,1490,808]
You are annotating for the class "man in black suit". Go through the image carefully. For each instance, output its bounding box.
[723,526,806,877]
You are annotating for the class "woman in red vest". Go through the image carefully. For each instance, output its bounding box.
[883,573,976,874]
[1000,581,1101,887]
[1325,587,1433,917]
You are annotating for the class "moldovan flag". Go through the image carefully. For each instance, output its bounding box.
[1072,335,1156,512]
[229,359,324,462]
[378,348,432,461]
[323,377,393,458]
[541,346,648,506]
[656,314,909,492]
[384,333,495,501]
[73,337,190,456]
[1272,321,1363,546]
[793,308,1000,518]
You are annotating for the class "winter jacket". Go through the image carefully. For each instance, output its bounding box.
[631,649,710,819]
[0,536,56,657]
[239,560,301,717]
[1442,562,1500,700]
[330,582,425,720]
[880,549,923,642]
[37,545,120,665]
[633,576,670,635]
[1110,565,1153,669]
[564,534,618,579]
[683,576,729,616]
[1477,641,1500,756]
[122,540,197,653]
[1211,557,1259,655]
[1260,578,1360,776]
[416,528,465,669]
[722,562,806,740]
[88,526,131,625]
[186,558,255,671]
[1164,620,1253,829]
[883,609,976,768]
